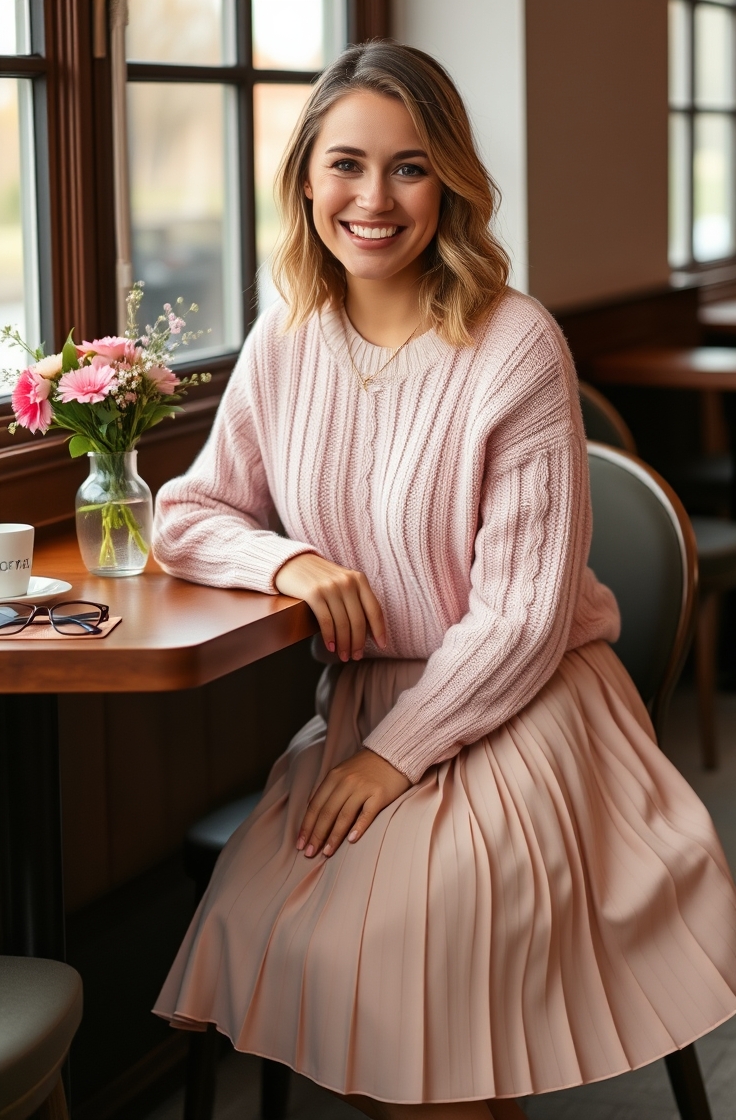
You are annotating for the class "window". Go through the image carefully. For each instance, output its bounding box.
[0,0,47,373]
[669,0,736,267]
[0,0,388,525]
[125,0,347,360]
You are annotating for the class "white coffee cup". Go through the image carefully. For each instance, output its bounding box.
[0,524,34,597]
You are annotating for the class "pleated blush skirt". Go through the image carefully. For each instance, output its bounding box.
[154,641,736,1103]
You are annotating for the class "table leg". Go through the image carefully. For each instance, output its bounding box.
[0,693,66,960]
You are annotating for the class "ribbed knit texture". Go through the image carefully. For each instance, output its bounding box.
[153,289,620,783]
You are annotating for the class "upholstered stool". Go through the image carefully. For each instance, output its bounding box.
[0,957,83,1120]
[182,793,291,1120]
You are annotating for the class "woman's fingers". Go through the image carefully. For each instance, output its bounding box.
[297,773,338,850]
[322,794,369,856]
[274,555,385,659]
[357,579,386,649]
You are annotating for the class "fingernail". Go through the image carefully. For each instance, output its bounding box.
[323,844,333,856]
[379,636,387,649]
[340,651,348,662]
[353,650,363,660]
[348,829,359,842]
[327,641,335,652]
[296,835,305,850]
[305,844,314,858]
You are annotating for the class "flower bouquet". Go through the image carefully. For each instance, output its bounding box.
[1,282,211,575]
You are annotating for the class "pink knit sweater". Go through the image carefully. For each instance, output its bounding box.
[153,290,620,782]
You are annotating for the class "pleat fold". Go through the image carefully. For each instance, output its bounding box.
[154,641,736,1102]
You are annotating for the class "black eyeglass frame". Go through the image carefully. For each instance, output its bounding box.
[0,599,110,636]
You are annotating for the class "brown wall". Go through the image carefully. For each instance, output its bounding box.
[526,0,670,310]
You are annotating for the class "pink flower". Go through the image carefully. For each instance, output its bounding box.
[12,368,53,433]
[77,336,136,362]
[147,365,180,395]
[58,356,117,403]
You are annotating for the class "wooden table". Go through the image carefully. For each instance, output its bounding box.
[699,300,736,341]
[0,533,317,962]
[591,345,736,391]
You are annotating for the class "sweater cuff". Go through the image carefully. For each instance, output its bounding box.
[364,711,441,785]
[252,536,319,595]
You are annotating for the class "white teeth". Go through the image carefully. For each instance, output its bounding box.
[348,224,398,239]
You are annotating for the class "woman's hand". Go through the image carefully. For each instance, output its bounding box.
[297,749,411,857]
[275,553,386,661]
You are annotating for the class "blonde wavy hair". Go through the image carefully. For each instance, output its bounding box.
[271,41,510,347]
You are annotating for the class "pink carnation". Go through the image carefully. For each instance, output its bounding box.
[77,336,136,362]
[58,356,117,403]
[147,365,180,395]
[11,368,53,433]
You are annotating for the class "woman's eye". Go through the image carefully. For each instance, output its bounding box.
[395,163,427,178]
[333,159,360,172]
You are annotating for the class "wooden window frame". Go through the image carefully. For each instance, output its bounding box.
[0,0,390,530]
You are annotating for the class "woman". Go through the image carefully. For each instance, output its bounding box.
[152,42,736,1119]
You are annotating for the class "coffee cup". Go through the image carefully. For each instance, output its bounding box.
[0,524,34,597]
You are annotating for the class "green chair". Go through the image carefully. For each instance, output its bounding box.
[588,441,713,1120]
[582,381,736,769]
[0,956,82,1120]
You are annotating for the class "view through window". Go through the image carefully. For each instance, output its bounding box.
[125,0,347,361]
[0,0,41,377]
[669,0,736,267]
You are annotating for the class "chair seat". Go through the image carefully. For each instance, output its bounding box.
[184,792,264,890]
[691,516,736,591]
[186,792,263,853]
[0,957,82,1120]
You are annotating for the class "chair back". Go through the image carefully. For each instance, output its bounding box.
[587,442,698,737]
[579,381,637,453]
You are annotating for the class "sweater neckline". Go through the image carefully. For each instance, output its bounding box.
[319,304,451,393]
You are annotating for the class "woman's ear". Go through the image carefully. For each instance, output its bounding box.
[304,182,313,200]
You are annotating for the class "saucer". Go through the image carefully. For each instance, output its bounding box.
[1,576,73,603]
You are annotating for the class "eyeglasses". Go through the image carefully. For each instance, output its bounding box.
[0,600,110,636]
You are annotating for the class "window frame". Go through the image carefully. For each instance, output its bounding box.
[0,0,53,362]
[125,1,323,352]
[669,0,736,271]
[0,0,390,525]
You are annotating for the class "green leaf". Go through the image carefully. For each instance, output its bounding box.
[93,402,120,424]
[68,434,96,458]
[61,329,79,372]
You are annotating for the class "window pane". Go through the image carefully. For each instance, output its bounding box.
[0,78,40,375]
[253,0,346,70]
[670,112,691,266]
[695,3,735,108]
[128,83,242,358]
[693,113,735,260]
[254,83,312,311]
[126,0,236,66]
[669,0,691,106]
[0,0,30,54]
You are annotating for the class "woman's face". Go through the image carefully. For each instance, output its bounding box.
[304,90,443,286]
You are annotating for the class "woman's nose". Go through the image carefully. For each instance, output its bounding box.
[356,174,393,214]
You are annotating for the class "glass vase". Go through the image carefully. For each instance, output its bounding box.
[75,451,153,576]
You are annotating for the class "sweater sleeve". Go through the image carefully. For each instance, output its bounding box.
[364,322,592,783]
[152,319,317,593]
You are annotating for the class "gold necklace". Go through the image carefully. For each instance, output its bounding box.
[346,324,419,391]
